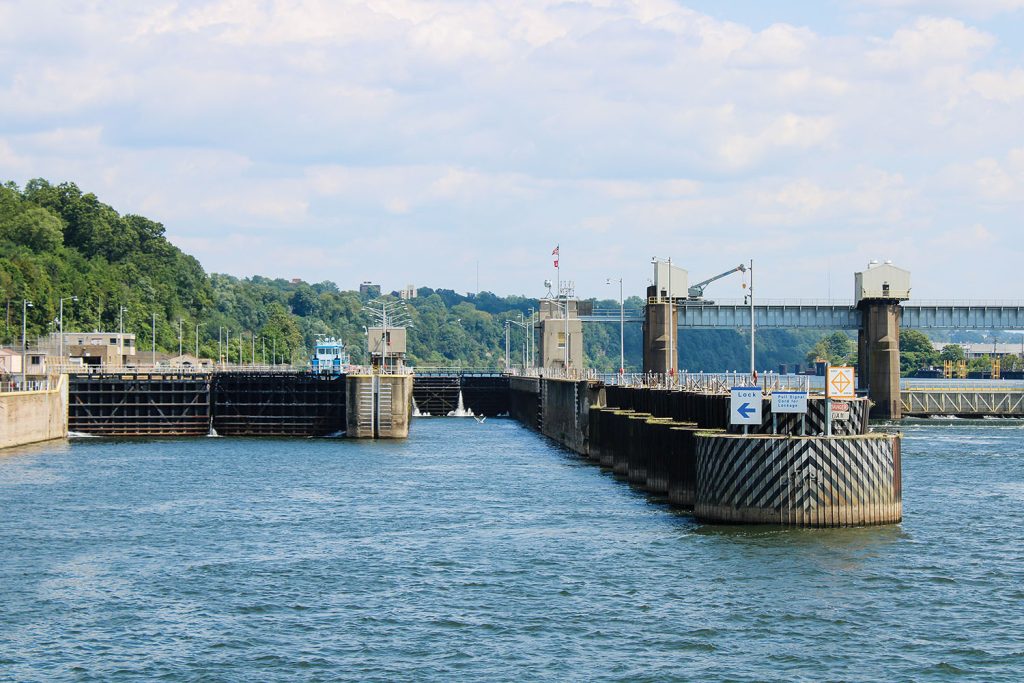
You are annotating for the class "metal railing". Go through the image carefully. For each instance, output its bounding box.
[506,367,812,393]
[0,378,53,393]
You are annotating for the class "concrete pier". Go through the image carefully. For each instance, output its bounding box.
[514,379,901,527]
[346,373,413,439]
[642,301,678,374]
[695,433,902,526]
[0,376,68,449]
[858,301,903,420]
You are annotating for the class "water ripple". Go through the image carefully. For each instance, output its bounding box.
[0,420,1022,681]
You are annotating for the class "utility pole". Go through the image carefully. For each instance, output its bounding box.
[749,259,755,378]
[59,296,77,366]
[21,299,32,386]
[119,306,125,368]
[668,257,674,384]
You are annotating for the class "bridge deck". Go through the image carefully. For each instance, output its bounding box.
[580,301,1024,330]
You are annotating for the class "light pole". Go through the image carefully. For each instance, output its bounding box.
[528,306,535,368]
[504,321,510,370]
[178,318,183,359]
[195,323,200,359]
[119,306,126,368]
[749,259,755,378]
[58,295,78,365]
[21,299,32,386]
[225,329,230,366]
[606,278,624,376]
[151,312,156,367]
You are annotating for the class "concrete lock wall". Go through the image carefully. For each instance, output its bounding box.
[694,432,902,527]
[508,376,541,429]
[539,378,604,455]
[0,375,69,450]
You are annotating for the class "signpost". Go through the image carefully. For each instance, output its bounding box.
[825,366,856,436]
[730,386,762,432]
[771,390,809,434]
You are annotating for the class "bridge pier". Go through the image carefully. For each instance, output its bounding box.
[643,298,678,374]
[858,301,902,420]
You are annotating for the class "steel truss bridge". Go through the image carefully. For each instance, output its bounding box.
[578,300,1024,330]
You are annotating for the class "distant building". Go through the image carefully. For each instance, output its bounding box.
[398,285,416,300]
[360,282,381,297]
[0,348,21,375]
[932,341,1024,359]
[41,332,137,368]
[290,278,303,284]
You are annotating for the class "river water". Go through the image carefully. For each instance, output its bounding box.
[1,419,1022,681]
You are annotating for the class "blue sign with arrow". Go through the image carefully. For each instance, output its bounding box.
[730,386,763,425]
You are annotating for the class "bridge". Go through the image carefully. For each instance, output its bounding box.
[580,301,1024,330]
[544,262,1024,420]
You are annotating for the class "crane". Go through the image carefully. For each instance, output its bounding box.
[687,263,747,300]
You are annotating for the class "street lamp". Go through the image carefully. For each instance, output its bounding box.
[59,295,78,365]
[119,306,126,368]
[21,299,32,386]
[606,277,624,377]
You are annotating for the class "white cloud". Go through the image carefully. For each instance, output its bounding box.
[1,1,1023,296]
[867,17,994,70]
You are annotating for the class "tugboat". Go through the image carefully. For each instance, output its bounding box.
[309,337,351,376]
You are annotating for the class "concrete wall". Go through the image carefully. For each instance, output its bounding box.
[538,378,604,455]
[695,432,902,526]
[858,301,902,419]
[642,301,679,374]
[539,318,583,371]
[508,376,540,429]
[346,374,412,438]
[0,375,68,449]
[379,374,412,438]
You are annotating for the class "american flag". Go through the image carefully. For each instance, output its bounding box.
[552,245,559,268]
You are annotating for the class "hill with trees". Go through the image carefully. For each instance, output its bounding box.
[3,178,855,372]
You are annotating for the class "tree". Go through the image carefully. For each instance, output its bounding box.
[806,331,855,365]
[939,344,966,362]
[900,329,939,376]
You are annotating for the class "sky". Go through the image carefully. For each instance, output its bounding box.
[1,0,1023,302]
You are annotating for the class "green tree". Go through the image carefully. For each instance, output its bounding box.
[939,344,966,362]
[806,331,855,365]
[900,329,939,376]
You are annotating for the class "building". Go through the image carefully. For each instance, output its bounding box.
[0,348,21,375]
[367,326,407,372]
[359,282,381,297]
[537,298,583,371]
[398,285,417,300]
[855,261,911,303]
[932,341,1024,360]
[41,331,137,368]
